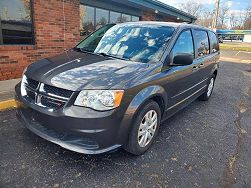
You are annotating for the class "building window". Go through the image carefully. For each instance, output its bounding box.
[80,5,95,37]
[0,0,33,45]
[80,5,140,36]
[132,16,140,22]
[110,11,122,23]
[121,14,131,22]
[96,8,109,29]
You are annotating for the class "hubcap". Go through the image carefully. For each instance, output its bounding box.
[138,110,158,147]
[207,77,214,97]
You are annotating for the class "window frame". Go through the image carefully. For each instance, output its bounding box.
[170,29,195,62]
[192,29,211,59]
[0,0,35,46]
[208,31,219,54]
[80,4,140,35]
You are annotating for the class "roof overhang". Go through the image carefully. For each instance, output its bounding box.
[126,0,197,23]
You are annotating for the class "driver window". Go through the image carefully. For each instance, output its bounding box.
[172,30,194,57]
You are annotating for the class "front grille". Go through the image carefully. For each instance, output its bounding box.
[43,84,72,98]
[26,77,39,90]
[26,88,36,102]
[23,76,73,110]
[40,96,65,109]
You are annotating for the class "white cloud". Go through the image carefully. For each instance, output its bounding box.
[229,9,249,15]
[158,0,215,8]
[227,1,233,8]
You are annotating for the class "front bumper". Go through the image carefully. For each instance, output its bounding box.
[15,84,131,154]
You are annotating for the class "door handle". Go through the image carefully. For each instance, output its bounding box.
[199,63,204,68]
[192,66,199,71]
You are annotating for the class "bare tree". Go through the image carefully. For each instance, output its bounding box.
[178,0,204,18]
[226,6,251,30]
[197,9,214,27]
[178,0,214,27]
[243,7,251,29]
[178,1,250,29]
[229,13,238,29]
[217,2,229,29]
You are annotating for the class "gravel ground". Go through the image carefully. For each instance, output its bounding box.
[0,61,251,188]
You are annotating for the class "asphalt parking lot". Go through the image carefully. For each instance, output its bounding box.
[1,60,251,187]
[221,50,251,62]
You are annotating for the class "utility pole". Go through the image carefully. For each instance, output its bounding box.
[212,0,220,29]
[0,15,3,45]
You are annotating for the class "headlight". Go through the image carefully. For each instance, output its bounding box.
[21,74,28,96]
[74,90,124,111]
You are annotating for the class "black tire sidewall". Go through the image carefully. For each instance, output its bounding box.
[126,100,161,155]
[199,74,216,101]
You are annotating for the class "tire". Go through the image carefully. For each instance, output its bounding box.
[124,100,161,155]
[198,74,216,101]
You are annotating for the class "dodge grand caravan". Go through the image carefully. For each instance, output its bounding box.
[16,22,220,155]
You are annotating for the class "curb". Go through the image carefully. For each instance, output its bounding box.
[0,99,22,111]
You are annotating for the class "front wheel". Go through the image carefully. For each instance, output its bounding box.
[198,75,215,101]
[124,100,161,155]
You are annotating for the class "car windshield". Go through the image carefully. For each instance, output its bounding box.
[76,24,175,63]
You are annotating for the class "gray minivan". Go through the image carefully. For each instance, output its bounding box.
[16,22,220,155]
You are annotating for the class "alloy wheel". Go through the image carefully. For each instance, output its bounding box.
[207,77,214,97]
[137,110,158,147]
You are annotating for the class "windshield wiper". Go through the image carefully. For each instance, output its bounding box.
[96,52,130,61]
[75,49,131,61]
[74,47,95,55]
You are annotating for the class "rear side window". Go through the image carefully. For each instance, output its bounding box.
[193,30,210,57]
[172,30,194,57]
[208,31,219,53]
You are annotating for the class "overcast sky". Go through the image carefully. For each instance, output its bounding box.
[158,0,251,14]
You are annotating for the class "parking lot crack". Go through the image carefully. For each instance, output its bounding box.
[223,99,248,188]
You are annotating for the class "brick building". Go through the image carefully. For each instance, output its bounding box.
[0,0,196,80]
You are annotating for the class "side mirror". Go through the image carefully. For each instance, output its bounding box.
[173,53,193,66]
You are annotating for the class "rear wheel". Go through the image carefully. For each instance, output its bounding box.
[124,100,161,155]
[198,74,215,101]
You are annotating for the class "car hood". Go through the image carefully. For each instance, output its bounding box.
[25,50,150,91]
